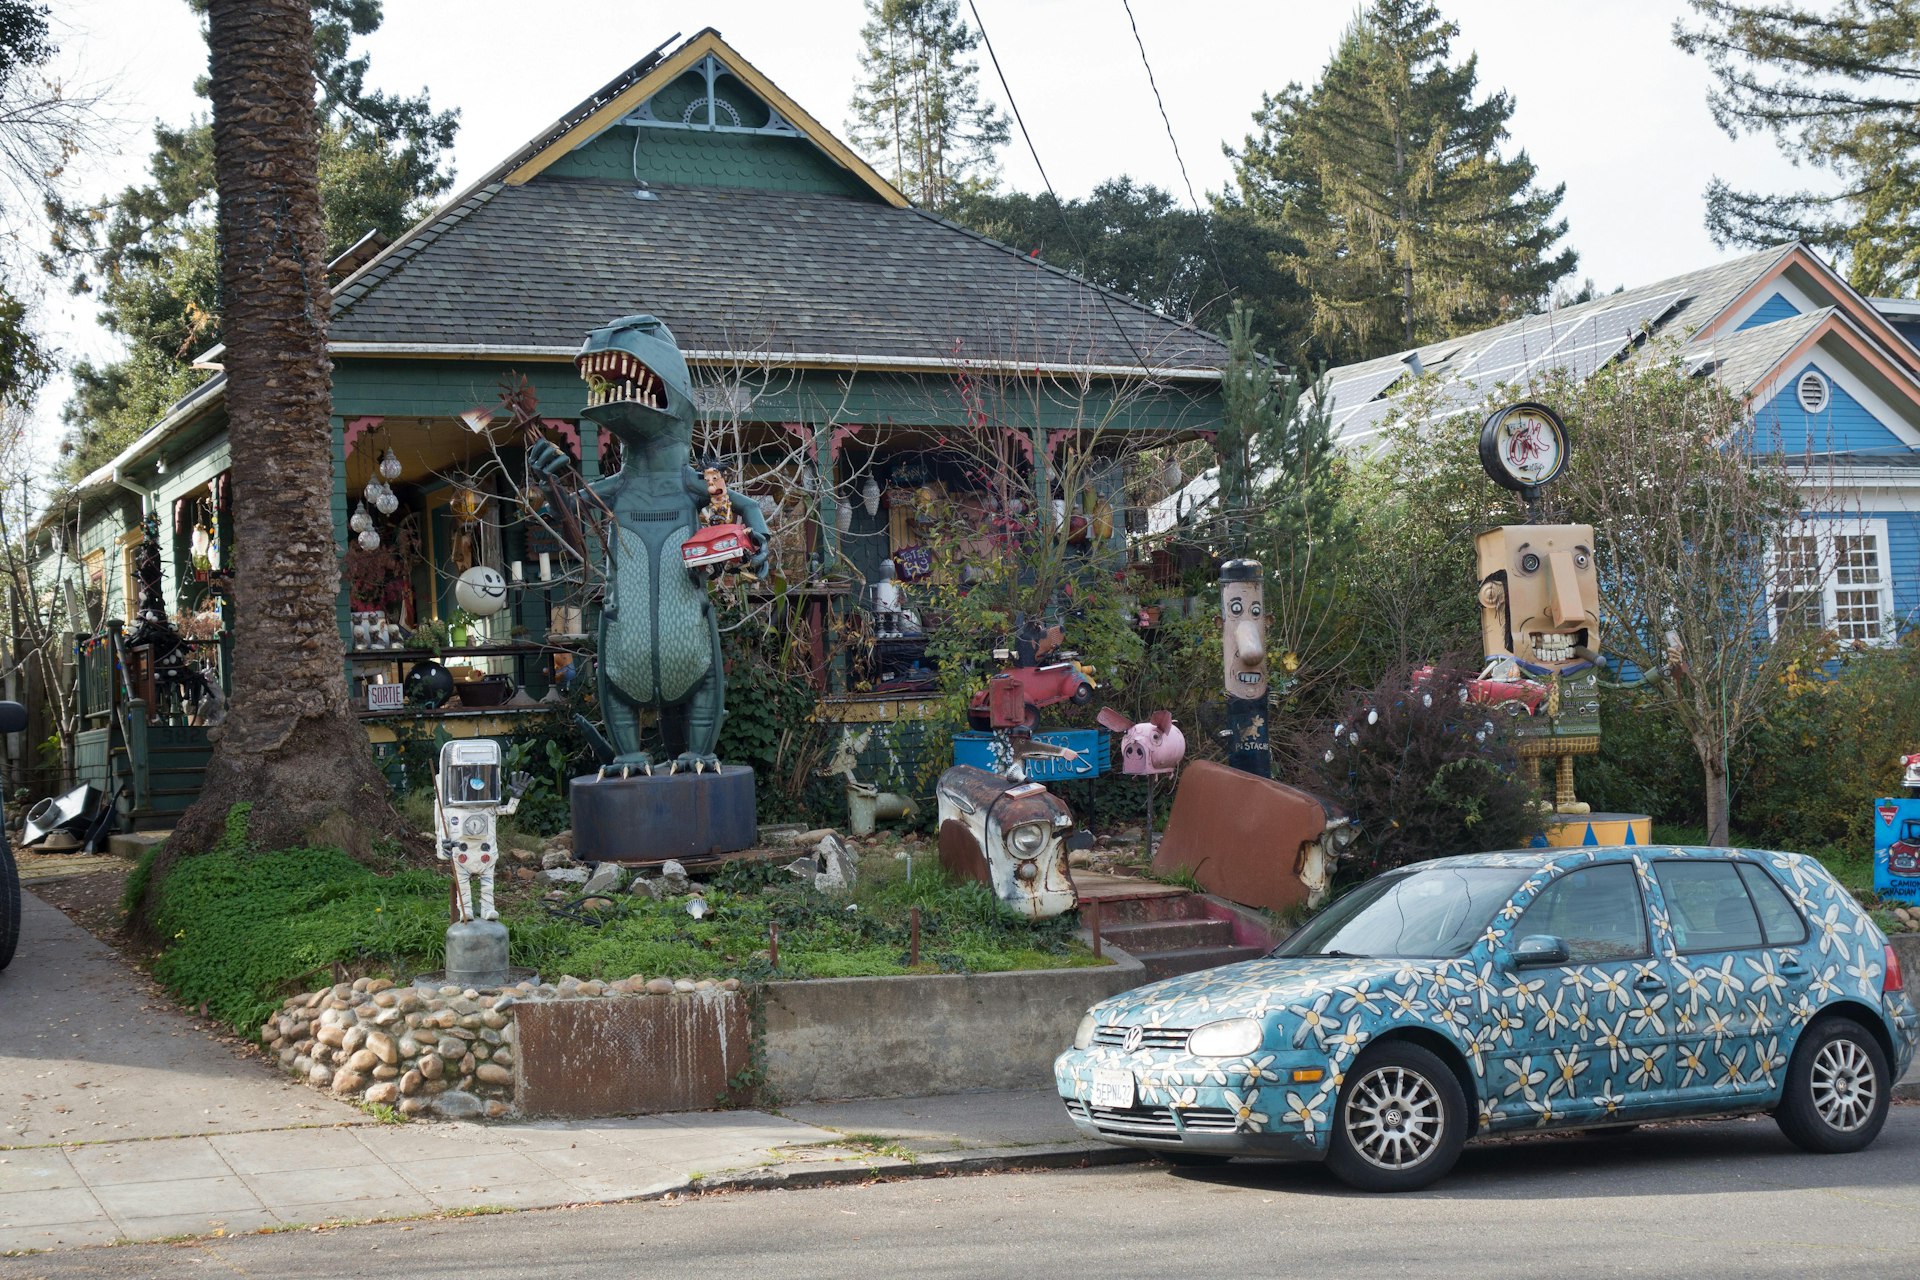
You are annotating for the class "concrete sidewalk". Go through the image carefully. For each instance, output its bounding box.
[0,1089,1123,1253]
[0,883,1125,1253]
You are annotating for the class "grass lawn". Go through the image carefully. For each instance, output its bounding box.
[135,808,1102,1035]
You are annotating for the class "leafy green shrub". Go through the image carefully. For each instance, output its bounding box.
[144,807,446,1033]
[140,807,1099,1033]
[1737,640,1920,850]
[1293,659,1543,881]
[1578,686,1706,824]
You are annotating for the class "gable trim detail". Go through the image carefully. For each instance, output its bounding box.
[1699,243,1920,376]
[502,30,908,208]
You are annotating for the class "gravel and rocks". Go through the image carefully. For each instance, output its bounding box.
[260,972,743,1119]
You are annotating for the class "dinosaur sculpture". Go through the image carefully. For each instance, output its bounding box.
[528,315,770,774]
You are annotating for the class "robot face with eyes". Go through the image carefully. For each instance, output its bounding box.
[434,739,529,923]
[1474,524,1602,677]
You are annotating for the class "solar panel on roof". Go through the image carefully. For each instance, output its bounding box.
[1323,364,1406,416]
[1333,398,1402,444]
[1453,315,1582,386]
[1530,291,1684,381]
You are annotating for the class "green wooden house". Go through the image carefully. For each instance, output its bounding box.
[29,28,1228,825]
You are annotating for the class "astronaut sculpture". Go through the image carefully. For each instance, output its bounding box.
[527,315,770,774]
[433,739,530,923]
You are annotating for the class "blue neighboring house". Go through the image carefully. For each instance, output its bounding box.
[1320,243,1920,645]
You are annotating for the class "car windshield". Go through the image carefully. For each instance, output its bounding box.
[1274,865,1531,959]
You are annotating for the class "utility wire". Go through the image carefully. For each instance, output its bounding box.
[965,0,1155,373]
[1119,0,1229,303]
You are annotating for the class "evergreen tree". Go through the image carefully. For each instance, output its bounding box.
[951,177,1306,344]
[1230,0,1575,363]
[847,0,1007,212]
[1675,0,1920,295]
[49,0,457,480]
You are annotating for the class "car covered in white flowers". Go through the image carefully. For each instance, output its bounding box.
[1055,845,1917,1191]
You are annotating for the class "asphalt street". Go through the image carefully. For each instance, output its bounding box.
[10,1106,1917,1279]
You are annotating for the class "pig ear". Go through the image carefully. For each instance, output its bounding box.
[1096,707,1133,734]
[1149,710,1171,733]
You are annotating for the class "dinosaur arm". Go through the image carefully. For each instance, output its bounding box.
[728,487,772,573]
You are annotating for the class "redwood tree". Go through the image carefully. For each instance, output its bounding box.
[159,0,399,871]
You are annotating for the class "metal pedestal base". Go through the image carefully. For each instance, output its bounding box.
[571,766,757,864]
[443,920,511,989]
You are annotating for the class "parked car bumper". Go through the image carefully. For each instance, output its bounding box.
[1054,1047,1333,1160]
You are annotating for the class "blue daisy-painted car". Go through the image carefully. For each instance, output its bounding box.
[1056,846,1917,1191]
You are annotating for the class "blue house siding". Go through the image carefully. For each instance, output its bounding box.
[1882,510,1920,635]
[1753,361,1912,458]
[1738,292,1801,331]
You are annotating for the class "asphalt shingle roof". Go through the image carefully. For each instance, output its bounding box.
[330,179,1229,374]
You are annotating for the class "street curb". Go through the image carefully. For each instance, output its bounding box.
[660,1143,1153,1198]
[1895,1078,1920,1103]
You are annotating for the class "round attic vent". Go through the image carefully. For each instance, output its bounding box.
[1797,369,1830,414]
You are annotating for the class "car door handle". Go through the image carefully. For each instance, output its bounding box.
[1634,976,1665,990]
[1780,962,1806,976]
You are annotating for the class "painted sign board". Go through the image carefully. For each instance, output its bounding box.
[1873,796,1920,903]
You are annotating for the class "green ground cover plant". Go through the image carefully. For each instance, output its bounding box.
[133,807,1100,1035]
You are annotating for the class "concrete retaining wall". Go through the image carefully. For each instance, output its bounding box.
[760,952,1146,1102]
[1891,932,1920,983]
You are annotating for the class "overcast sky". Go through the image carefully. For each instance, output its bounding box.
[27,0,1818,466]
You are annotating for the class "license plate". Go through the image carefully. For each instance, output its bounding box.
[1091,1067,1135,1109]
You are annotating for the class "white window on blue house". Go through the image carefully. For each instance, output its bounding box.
[1770,520,1894,644]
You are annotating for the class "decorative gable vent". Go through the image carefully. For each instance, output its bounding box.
[1797,369,1830,414]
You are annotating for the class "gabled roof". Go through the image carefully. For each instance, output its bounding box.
[324,28,1227,376]
[1319,243,1920,449]
[328,181,1229,375]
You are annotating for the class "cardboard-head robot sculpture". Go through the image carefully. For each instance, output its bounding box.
[527,315,770,775]
[433,739,530,922]
[1474,403,1601,813]
[1220,558,1270,777]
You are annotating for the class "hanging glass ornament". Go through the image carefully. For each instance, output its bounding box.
[357,528,381,551]
[861,474,881,516]
[374,488,399,516]
[379,447,402,482]
[364,478,385,504]
[350,502,372,534]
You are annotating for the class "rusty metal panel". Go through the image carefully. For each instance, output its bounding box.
[513,993,751,1118]
[1154,760,1330,914]
[938,818,989,884]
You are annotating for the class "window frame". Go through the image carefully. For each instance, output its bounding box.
[1651,858,1779,955]
[1512,861,1653,965]
[1766,518,1895,647]
[1734,861,1810,946]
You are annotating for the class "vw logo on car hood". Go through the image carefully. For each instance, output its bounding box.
[1122,1026,1144,1054]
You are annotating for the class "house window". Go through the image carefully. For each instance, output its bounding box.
[1770,520,1896,645]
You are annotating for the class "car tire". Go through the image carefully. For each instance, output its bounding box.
[1774,1017,1891,1154]
[0,822,19,972]
[1325,1042,1467,1192]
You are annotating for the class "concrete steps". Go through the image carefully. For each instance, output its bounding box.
[1073,872,1278,982]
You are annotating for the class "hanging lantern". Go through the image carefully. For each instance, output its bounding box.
[379,447,402,482]
[835,501,853,534]
[357,528,381,551]
[350,502,372,534]
[861,474,881,517]
[374,489,399,516]
[364,478,384,504]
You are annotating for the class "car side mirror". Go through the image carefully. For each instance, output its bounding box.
[1512,934,1570,967]
[0,701,25,735]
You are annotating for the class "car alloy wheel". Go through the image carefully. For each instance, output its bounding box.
[1326,1042,1467,1192]
[1775,1017,1891,1155]
[1345,1063,1444,1170]
[1809,1038,1878,1133]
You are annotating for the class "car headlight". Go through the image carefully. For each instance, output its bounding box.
[1009,822,1048,856]
[1074,1012,1096,1050]
[1187,1017,1262,1058]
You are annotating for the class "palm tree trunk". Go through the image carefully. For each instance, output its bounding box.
[155,0,399,879]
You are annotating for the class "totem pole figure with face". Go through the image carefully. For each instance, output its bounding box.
[1475,524,1603,813]
[1220,559,1271,777]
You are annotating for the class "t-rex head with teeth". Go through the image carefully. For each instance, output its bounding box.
[575,314,695,454]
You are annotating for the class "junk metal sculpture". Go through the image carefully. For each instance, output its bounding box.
[527,315,770,864]
[1220,559,1270,777]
